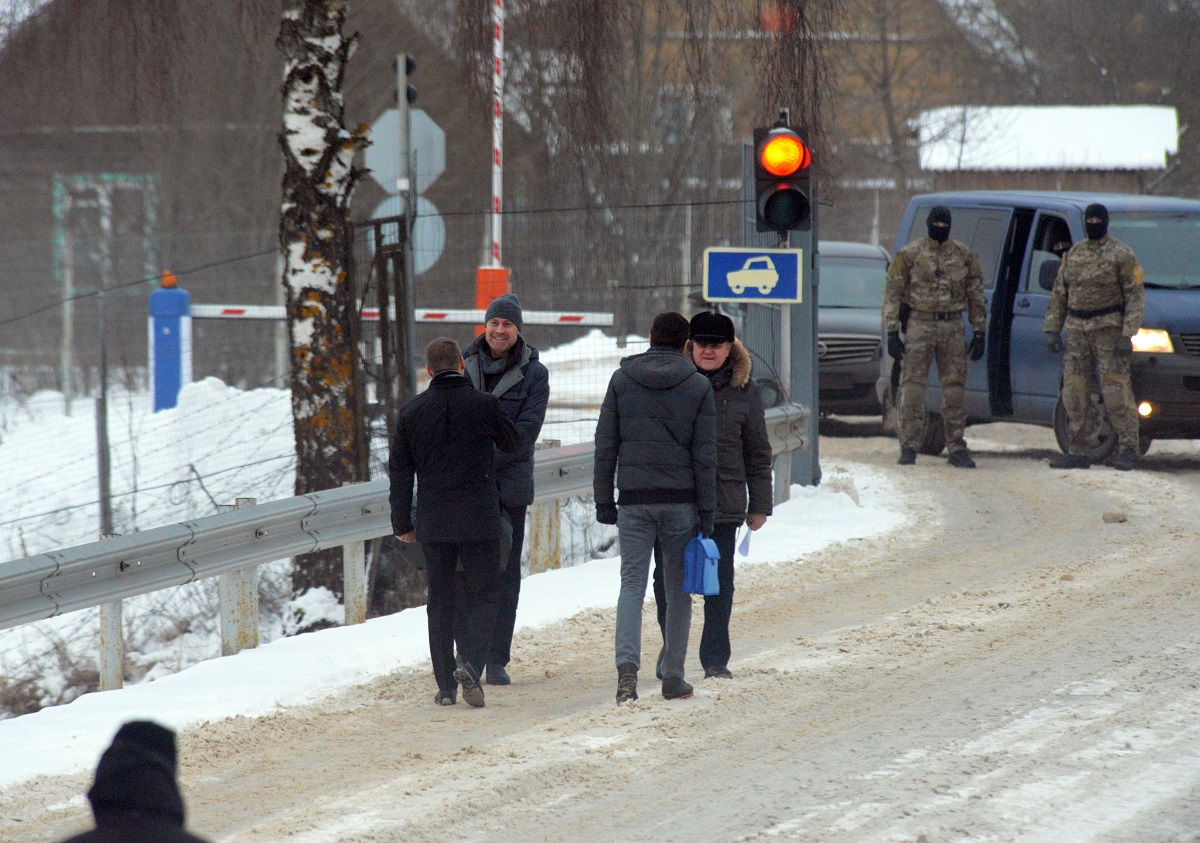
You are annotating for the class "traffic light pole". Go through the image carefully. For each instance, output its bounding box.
[775,230,793,505]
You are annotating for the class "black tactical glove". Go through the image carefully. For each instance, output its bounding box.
[1115,335,1133,358]
[1044,331,1063,354]
[968,332,985,361]
[699,512,715,538]
[886,331,905,362]
[596,503,618,525]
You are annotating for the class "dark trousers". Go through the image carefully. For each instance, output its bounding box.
[489,504,526,666]
[653,522,738,670]
[424,540,501,693]
[453,505,525,667]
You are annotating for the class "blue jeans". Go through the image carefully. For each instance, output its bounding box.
[615,502,696,681]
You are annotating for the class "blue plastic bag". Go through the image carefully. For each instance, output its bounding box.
[683,532,720,595]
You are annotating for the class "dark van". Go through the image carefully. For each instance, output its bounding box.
[877,190,1200,459]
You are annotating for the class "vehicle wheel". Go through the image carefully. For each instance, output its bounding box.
[919,411,946,456]
[881,384,899,437]
[1053,390,1118,463]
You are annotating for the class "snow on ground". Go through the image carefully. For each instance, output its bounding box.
[0,465,905,790]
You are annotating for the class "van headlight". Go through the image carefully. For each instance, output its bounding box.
[1131,328,1173,354]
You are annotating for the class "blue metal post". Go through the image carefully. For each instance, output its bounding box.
[148,275,191,411]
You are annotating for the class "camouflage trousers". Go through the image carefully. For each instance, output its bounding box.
[1062,325,1139,454]
[898,317,969,453]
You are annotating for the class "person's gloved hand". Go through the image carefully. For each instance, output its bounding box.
[596,503,618,525]
[1115,335,1134,358]
[699,512,715,538]
[886,331,905,361]
[1044,331,1063,353]
[968,332,985,361]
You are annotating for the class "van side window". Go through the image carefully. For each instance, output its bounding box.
[969,216,1009,290]
[1027,215,1071,292]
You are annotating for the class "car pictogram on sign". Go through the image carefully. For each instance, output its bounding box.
[727,256,780,294]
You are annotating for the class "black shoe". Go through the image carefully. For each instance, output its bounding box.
[453,663,485,708]
[704,666,733,679]
[898,447,917,465]
[1049,453,1090,469]
[485,662,511,685]
[616,662,638,703]
[434,689,457,706]
[947,450,976,469]
[662,677,694,700]
[1113,448,1137,471]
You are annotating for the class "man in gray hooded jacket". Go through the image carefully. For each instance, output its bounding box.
[594,311,716,703]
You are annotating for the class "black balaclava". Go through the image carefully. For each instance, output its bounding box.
[1084,203,1109,240]
[927,205,952,243]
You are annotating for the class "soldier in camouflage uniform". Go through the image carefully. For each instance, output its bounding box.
[883,205,987,468]
[1043,203,1145,471]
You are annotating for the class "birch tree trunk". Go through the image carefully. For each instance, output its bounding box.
[278,0,368,604]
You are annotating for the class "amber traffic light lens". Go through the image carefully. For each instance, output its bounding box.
[760,135,810,177]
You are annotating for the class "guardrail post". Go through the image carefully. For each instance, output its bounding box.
[343,482,367,625]
[528,440,562,573]
[219,498,259,656]
[98,601,123,691]
[344,539,367,626]
[98,533,123,691]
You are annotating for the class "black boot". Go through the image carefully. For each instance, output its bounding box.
[1049,453,1090,469]
[453,663,485,707]
[616,662,638,703]
[898,447,917,465]
[947,449,976,468]
[662,676,694,700]
[1113,448,1137,471]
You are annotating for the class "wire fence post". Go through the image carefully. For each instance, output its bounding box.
[219,498,259,656]
[528,440,562,573]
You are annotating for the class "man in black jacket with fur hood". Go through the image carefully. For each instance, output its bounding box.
[594,312,716,704]
[653,311,773,680]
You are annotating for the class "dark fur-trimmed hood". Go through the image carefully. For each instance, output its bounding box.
[684,338,752,389]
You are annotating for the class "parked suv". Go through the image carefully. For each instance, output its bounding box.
[878,190,1200,459]
[816,241,890,415]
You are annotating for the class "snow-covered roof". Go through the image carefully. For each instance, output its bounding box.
[918,105,1178,172]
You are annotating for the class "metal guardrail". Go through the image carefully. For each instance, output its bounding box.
[0,404,808,632]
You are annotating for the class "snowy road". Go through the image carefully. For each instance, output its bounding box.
[6,423,1200,842]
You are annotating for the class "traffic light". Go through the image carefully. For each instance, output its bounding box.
[397,54,417,107]
[753,125,812,233]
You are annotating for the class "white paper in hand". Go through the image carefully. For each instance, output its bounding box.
[737,526,752,557]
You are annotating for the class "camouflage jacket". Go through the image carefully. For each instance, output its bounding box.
[1043,235,1144,337]
[883,237,986,334]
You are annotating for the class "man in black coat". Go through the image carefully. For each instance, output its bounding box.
[59,720,211,842]
[390,337,522,707]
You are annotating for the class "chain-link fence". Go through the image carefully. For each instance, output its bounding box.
[0,195,880,560]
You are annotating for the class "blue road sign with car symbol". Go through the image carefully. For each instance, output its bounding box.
[703,248,802,303]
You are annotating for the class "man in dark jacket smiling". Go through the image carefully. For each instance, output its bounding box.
[654,311,773,679]
[60,720,210,842]
[390,337,521,707]
[459,293,550,686]
[595,312,716,703]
